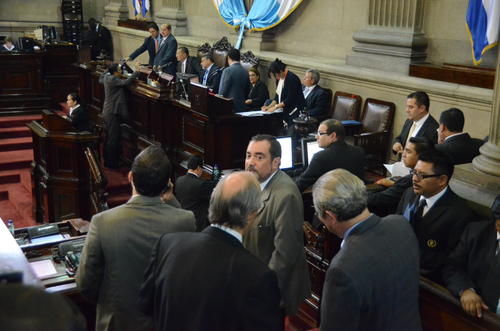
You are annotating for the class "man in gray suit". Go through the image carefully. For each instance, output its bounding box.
[153,23,177,75]
[313,169,421,331]
[219,48,251,113]
[99,63,138,169]
[244,134,310,316]
[76,146,196,331]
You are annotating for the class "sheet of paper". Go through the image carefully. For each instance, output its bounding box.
[384,161,411,177]
[30,233,65,245]
[30,259,58,279]
[236,109,283,117]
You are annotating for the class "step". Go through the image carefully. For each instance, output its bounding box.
[0,115,41,128]
[0,126,32,139]
[0,137,33,152]
[0,173,21,185]
[0,150,33,171]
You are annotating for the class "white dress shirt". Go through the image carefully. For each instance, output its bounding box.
[260,170,278,191]
[410,113,430,138]
[210,224,242,242]
[419,186,448,216]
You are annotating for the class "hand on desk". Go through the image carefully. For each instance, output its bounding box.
[460,289,489,318]
[245,99,252,105]
[375,178,395,187]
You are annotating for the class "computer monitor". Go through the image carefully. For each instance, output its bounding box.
[276,136,294,170]
[301,137,322,167]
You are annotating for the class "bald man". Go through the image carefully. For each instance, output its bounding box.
[140,171,283,331]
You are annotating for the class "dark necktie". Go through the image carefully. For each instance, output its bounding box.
[410,198,426,226]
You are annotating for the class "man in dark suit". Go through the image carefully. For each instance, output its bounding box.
[153,23,177,75]
[368,136,433,216]
[393,91,439,154]
[86,18,113,60]
[219,48,251,113]
[443,195,500,318]
[66,92,90,132]
[397,150,476,283]
[295,119,364,192]
[313,169,421,331]
[302,69,330,119]
[77,147,196,331]
[244,134,310,316]
[175,155,217,231]
[127,22,160,66]
[99,63,138,169]
[436,107,483,165]
[200,53,221,93]
[139,171,283,331]
[175,46,202,77]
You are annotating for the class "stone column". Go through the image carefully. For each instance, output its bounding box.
[473,46,500,177]
[103,0,129,26]
[346,0,428,74]
[155,0,188,36]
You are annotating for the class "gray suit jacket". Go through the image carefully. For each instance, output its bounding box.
[99,71,138,119]
[243,170,310,315]
[321,214,421,331]
[153,34,177,75]
[219,62,251,113]
[76,195,196,331]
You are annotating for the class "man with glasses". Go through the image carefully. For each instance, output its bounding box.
[294,119,364,192]
[397,150,476,284]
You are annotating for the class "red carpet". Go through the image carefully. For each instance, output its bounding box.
[0,114,40,228]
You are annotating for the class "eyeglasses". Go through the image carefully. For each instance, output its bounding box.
[410,169,443,180]
[316,131,328,136]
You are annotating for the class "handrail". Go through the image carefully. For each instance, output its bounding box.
[84,146,108,214]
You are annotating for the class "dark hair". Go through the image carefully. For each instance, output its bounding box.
[248,67,260,79]
[407,91,430,112]
[108,63,119,75]
[178,46,189,56]
[187,155,203,170]
[250,134,281,159]
[227,48,240,61]
[201,53,214,63]
[147,22,159,31]
[418,150,454,182]
[408,136,433,154]
[67,92,81,105]
[88,18,97,28]
[131,146,172,196]
[5,36,13,43]
[320,119,345,140]
[439,108,464,132]
[268,58,286,77]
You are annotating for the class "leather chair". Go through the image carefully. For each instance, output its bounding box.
[240,50,259,71]
[212,36,232,68]
[330,91,361,121]
[353,98,395,174]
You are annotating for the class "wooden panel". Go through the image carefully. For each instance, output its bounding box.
[181,115,207,154]
[409,63,495,89]
[0,53,43,95]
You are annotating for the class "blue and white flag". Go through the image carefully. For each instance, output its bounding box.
[466,0,500,65]
[213,0,304,49]
[133,0,150,18]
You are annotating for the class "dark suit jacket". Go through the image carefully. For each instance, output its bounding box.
[99,71,138,119]
[175,173,217,231]
[394,115,439,147]
[176,56,203,77]
[139,226,283,331]
[274,70,305,123]
[200,64,221,93]
[321,214,421,331]
[246,80,269,110]
[368,174,412,216]
[295,141,365,192]
[435,133,483,165]
[442,221,499,310]
[219,62,251,113]
[87,24,113,60]
[397,187,476,282]
[129,36,157,66]
[76,195,196,331]
[153,34,177,75]
[68,105,91,132]
[304,85,330,118]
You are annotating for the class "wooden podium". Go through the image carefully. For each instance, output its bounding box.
[27,110,99,223]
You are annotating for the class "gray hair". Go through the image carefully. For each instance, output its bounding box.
[208,171,262,228]
[306,69,320,84]
[312,169,367,222]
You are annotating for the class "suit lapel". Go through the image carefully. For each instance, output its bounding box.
[421,188,451,223]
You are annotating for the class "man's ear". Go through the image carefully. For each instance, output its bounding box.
[329,132,337,142]
[128,171,133,183]
[323,210,338,223]
[272,157,281,171]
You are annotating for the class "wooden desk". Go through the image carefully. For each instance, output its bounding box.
[27,110,99,223]
[77,64,283,172]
